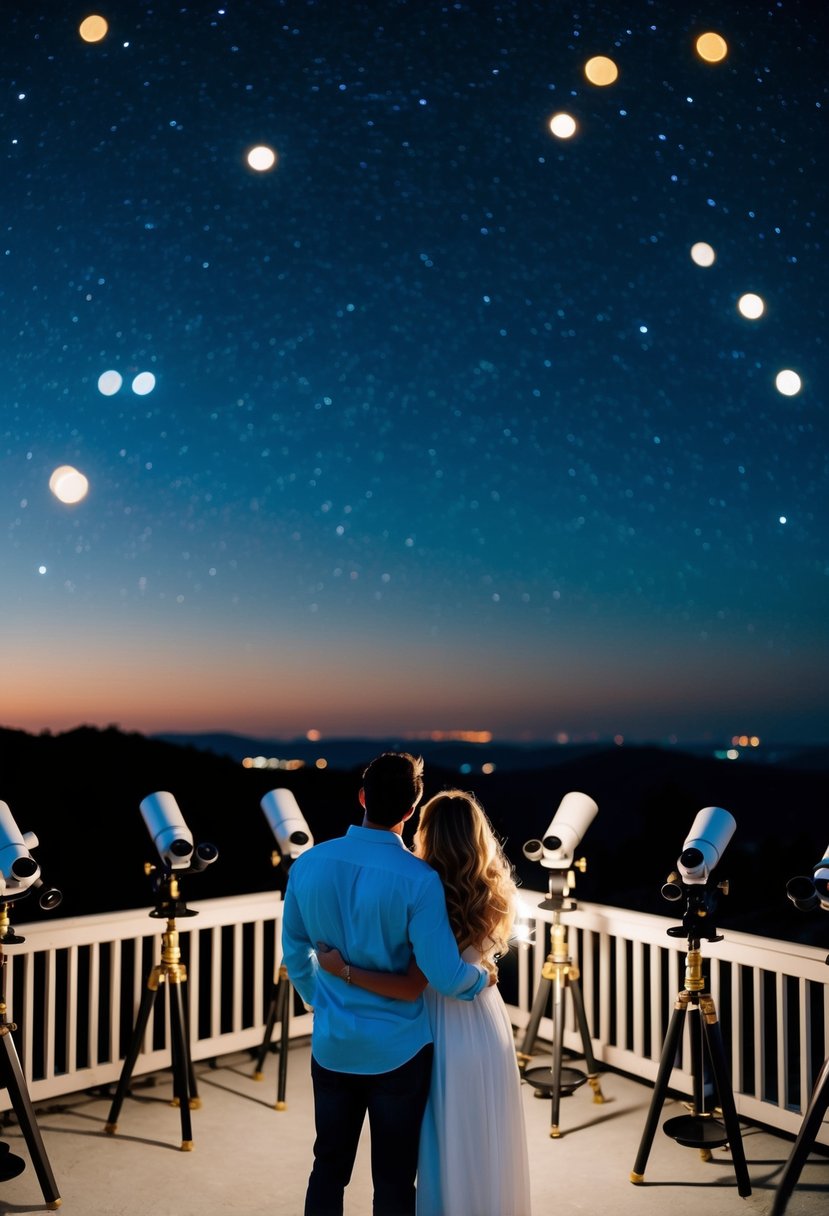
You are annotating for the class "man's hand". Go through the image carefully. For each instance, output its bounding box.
[316,942,347,976]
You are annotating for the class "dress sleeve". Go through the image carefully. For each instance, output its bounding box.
[408,871,488,1001]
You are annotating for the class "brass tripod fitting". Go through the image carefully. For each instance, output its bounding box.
[684,948,705,993]
[160,920,187,984]
[588,1074,606,1104]
[550,920,569,963]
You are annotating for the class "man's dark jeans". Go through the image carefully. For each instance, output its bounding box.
[304,1044,434,1216]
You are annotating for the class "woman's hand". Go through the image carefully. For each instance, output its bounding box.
[316,942,347,976]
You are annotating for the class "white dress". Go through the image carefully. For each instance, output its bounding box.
[416,944,532,1216]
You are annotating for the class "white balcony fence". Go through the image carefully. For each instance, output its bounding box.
[1,890,827,1147]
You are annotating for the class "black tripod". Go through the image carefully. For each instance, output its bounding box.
[517,869,605,1138]
[252,962,292,1109]
[0,903,61,1208]
[630,878,751,1197]
[104,869,201,1150]
[771,874,829,1215]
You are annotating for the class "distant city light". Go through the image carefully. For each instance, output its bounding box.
[38,565,47,575]
[131,371,156,395]
[315,758,328,770]
[690,242,716,267]
[695,32,728,63]
[306,728,321,742]
[246,145,277,172]
[614,734,624,746]
[775,369,802,396]
[737,293,765,319]
[241,756,305,770]
[98,369,123,395]
[779,515,787,525]
[548,112,577,139]
[584,56,618,86]
[726,748,740,760]
[79,15,108,43]
[49,465,89,504]
[481,762,496,774]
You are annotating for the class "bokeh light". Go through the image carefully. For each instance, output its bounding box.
[695,32,728,63]
[584,56,618,86]
[737,293,765,320]
[548,113,577,140]
[131,371,156,395]
[775,369,802,396]
[97,369,123,395]
[690,242,716,267]
[246,145,278,172]
[79,15,109,43]
[49,466,89,505]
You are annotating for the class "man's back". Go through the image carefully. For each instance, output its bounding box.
[282,824,485,1073]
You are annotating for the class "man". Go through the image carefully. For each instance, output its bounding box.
[281,752,489,1216]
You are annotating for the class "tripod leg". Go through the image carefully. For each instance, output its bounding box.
[687,1005,711,1160]
[549,972,566,1138]
[105,971,159,1133]
[275,969,291,1110]
[771,1054,829,1216]
[631,993,688,1183]
[570,976,605,1103]
[700,997,751,1198]
[254,988,280,1080]
[517,971,552,1063]
[168,978,194,1150]
[0,1029,60,1209]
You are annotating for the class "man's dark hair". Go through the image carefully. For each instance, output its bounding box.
[361,752,424,828]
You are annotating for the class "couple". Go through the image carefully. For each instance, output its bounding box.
[281,751,532,1215]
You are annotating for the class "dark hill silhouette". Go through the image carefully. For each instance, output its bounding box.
[0,725,827,949]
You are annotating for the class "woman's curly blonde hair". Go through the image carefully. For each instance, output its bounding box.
[413,789,516,962]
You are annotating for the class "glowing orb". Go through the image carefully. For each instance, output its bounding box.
[49,465,89,504]
[131,371,156,395]
[246,145,278,172]
[775,369,802,396]
[584,56,618,86]
[696,32,728,63]
[79,15,108,43]
[690,241,716,267]
[738,293,765,320]
[98,369,123,395]
[548,113,577,139]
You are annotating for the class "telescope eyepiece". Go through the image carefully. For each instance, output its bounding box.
[10,856,38,880]
[190,842,219,872]
[661,873,684,902]
[289,830,310,847]
[542,835,563,852]
[786,874,820,912]
[170,839,193,858]
[679,846,704,871]
[38,886,63,911]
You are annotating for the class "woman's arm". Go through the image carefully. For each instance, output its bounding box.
[315,943,428,1002]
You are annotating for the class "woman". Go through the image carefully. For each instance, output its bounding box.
[316,789,532,1216]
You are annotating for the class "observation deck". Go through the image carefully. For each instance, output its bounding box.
[0,890,825,1214]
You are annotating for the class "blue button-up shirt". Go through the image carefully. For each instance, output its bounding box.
[281,824,488,1074]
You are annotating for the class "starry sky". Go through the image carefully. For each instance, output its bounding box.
[1,0,826,745]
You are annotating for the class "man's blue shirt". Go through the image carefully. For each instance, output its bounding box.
[281,824,488,1074]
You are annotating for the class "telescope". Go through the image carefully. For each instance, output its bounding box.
[260,788,314,867]
[661,806,736,901]
[661,806,736,942]
[523,791,598,870]
[139,791,218,874]
[786,843,829,913]
[0,800,62,910]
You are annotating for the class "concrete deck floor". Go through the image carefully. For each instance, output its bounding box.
[0,1038,826,1215]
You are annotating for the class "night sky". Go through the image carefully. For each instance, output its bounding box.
[2,1,826,745]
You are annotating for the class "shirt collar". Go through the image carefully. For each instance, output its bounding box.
[346,824,407,848]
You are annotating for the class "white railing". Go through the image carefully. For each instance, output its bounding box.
[2,891,827,1147]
